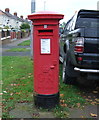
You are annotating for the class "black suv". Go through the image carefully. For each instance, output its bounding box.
[60,9,99,86]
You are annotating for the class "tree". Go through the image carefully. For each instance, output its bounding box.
[4,26,9,29]
[60,22,66,28]
[20,23,30,30]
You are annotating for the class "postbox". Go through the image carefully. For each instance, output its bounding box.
[28,11,64,108]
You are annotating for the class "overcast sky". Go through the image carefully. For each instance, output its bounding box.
[0,0,99,22]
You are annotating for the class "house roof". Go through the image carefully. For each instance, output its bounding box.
[0,10,5,15]
[0,9,27,23]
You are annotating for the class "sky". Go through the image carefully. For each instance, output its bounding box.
[0,0,99,23]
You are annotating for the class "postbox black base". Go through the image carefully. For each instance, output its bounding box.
[34,92,59,109]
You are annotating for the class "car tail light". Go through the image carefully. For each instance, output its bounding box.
[74,37,84,53]
[77,57,83,61]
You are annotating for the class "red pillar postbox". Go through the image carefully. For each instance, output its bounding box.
[28,11,64,108]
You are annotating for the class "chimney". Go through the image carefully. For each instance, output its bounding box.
[14,12,17,16]
[20,15,23,19]
[5,8,10,13]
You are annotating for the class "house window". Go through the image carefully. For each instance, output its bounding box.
[2,30,5,38]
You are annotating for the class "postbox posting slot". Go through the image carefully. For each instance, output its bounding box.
[38,29,53,35]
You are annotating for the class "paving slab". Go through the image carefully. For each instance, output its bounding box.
[9,102,55,118]
[68,105,98,118]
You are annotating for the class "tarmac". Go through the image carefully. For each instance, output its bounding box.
[0,37,31,56]
[1,37,99,119]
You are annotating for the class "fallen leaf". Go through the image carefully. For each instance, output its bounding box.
[20,77,26,80]
[10,93,13,96]
[28,76,31,78]
[0,103,3,106]
[76,103,81,107]
[22,84,26,86]
[2,99,5,101]
[60,100,65,103]
[27,82,30,84]
[63,104,67,107]
[10,84,20,86]
[91,102,97,105]
[9,97,14,100]
[93,91,98,94]
[83,96,86,98]
[28,73,32,75]
[95,99,99,102]
[18,100,29,103]
[85,99,89,101]
[60,104,64,107]
[15,92,20,95]
[89,99,93,102]
[60,94,64,97]
[80,116,84,118]
[88,96,91,98]
[60,103,67,107]
[10,84,16,86]
[90,113,97,117]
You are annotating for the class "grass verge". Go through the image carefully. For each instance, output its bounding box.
[18,40,30,46]
[2,56,33,118]
[2,57,87,118]
[6,48,30,52]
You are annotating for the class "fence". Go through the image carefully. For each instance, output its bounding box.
[0,29,30,45]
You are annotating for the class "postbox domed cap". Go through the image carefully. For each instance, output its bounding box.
[28,11,64,21]
[32,11,59,14]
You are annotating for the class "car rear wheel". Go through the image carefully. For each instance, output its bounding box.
[62,56,76,84]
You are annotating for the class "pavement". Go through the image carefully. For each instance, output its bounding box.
[0,37,31,56]
[9,102,98,119]
[68,105,98,118]
[1,37,99,119]
[9,102,55,118]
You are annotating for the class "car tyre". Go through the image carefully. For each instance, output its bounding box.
[62,56,75,84]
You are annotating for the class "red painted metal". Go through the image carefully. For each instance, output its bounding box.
[28,11,64,95]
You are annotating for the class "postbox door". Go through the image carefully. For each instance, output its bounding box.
[34,34,59,95]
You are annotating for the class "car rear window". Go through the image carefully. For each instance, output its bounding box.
[75,17,99,28]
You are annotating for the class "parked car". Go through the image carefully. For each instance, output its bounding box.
[60,9,99,86]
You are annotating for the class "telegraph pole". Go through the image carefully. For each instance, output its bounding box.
[31,0,36,13]
[31,0,36,59]
[97,1,99,10]
[44,1,46,11]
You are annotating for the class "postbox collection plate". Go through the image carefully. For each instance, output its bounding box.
[41,38,51,54]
